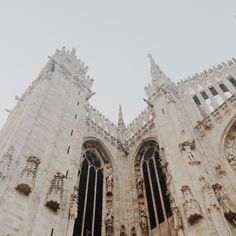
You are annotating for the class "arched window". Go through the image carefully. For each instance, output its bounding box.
[73,140,112,236]
[135,140,172,233]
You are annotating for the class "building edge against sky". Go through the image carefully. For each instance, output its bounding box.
[0,47,236,235]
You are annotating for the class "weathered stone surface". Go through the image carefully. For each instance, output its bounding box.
[0,48,236,235]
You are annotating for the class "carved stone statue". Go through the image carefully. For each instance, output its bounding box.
[106,167,113,196]
[138,200,148,233]
[204,118,214,130]
[181,185,202,224]
[194,121,206,137]
[69,186,79,220]
[212,183,236,226]
[199,176,220,211]
[120,224,128,236]
[45,172,65,211]
[199,177,231,235]
[130,226,137,236]
[105,209,113,236]
[159,149,172,183]
[135,166,144,198]
[215,165,226,178]
[140,211,148,233]
[0,146,15,180]
[169,195,183,231]
[16,156,40,195]
[179,140,196,162]
[226,151,236,172]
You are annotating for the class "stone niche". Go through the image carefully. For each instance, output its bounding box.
[16,156,40,195]
[181,185,202,224]
[45,172,65,212]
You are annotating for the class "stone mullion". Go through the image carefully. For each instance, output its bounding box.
[223,77,236,94]
[81,164,90,235]
[146,160,160,228]
[211,78,227,100]
[151,154,172,236]
[201,82,219,108]
[91,169,98,236]
[192,87,209,115]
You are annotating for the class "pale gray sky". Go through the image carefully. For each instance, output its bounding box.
[0,1,236,128]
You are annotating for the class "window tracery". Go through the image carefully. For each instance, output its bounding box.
[224,121,236,175]
[73,140,113,236]
[134,140,172,234]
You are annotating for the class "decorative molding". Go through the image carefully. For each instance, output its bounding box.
[16,156,40,195]
[0,146,15,180]
[212,183,236,226]
[194,94,236,138]
[69,186,79,220]
[45,172,65,212]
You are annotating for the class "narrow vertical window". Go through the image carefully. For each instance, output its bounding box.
[228,76,236,87]
[209,85,224,105]
[67,146,70,154]
[193,95,201,106]
[200,91,209,100]
[135,141,172,232]
[73,151,104,236]
[208,86,218,96]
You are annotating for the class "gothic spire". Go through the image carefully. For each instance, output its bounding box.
[148,53,171,86]
[148,53,164,82]
[118,104,126,131]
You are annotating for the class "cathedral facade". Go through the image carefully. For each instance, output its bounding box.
[0,47,236,236]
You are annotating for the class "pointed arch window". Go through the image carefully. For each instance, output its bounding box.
[73,148,106,236]
[135,141,172,232]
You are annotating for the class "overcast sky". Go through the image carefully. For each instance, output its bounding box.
[0,1,236,129]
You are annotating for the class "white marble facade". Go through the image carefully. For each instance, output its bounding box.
[0,47,236,235]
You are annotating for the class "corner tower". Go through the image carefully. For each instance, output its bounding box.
[0,47,94,236]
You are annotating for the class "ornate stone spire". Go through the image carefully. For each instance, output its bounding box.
[118,104,126,131]
[148,53,171,86]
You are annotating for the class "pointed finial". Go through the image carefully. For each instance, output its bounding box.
[148,53,156,67]
[118,104,126,131]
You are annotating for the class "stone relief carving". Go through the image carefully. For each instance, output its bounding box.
[215,165,226,178]
[199,176,220,211]
[0,146,15,180]
[179,140,200,164]
[135,166,144,198]
[15,156,40,195]
[160,148,172,184]
[194,121,206,137]
[105,165,113,196]
[203,118,214,130]
[45,172,65,212]
[226,151,236,173]
[130,226,137,236]
[105,209,113,236]
[138,200,148,234]
[169,194,183,231]
[181,185,202,224]
[212,183,236,226]
[69,186,79,220]
[120,224,128,236]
